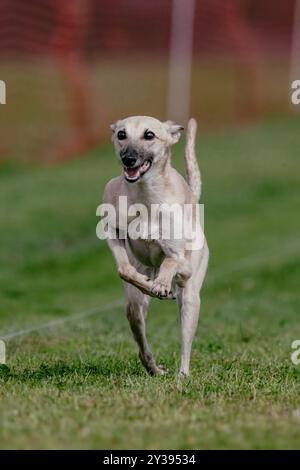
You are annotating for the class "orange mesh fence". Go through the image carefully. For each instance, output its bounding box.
[0,0,296,162]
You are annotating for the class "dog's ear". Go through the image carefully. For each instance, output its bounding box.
[164,121,184,144]
[110,122,117,133]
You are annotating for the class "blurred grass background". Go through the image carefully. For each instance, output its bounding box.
[0,58,293,162]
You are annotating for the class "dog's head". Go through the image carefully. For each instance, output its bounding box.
[110,116,183,183]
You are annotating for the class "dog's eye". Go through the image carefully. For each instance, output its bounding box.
[144,130,155,140]
[117,130,127,140]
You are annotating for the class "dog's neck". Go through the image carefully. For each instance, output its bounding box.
[126,149,174,205]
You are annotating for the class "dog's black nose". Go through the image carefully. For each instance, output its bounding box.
[120,147,138,167]
[122,156,136,167]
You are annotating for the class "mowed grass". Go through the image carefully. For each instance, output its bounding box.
[0,118,300,449]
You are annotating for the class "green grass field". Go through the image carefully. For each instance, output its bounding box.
[0,118,300,449]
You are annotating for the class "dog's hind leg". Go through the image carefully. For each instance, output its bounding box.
[125,283,167,376]
[177,242,209,378]
[177,282,200,379]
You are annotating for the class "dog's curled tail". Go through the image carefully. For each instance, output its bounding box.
[184,118,201,201]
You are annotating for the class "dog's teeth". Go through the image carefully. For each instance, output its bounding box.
[125,167,140,180]
[124,160,151,182]
[141,160,150,172]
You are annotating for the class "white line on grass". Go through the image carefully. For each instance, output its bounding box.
[1,237,299,343]
[0,300,123,342]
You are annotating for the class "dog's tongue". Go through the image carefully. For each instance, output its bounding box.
[126,167,140,178]
[125,161,151,180]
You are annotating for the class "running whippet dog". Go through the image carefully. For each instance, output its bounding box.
[103,116,209,378]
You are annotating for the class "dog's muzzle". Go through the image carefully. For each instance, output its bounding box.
[120,147,152,183]
[120,147,138,168]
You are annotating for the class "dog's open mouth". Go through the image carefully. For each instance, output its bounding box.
[123,159,152,183]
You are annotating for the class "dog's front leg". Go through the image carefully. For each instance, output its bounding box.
[151,257,192,299]
[151,257,178,299]
[107,238,154,295]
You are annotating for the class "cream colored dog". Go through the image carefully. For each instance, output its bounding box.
[103,116,209,377]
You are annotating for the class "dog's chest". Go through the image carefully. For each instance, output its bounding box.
[127,238,164,268]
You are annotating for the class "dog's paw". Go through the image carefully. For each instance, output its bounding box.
[155,365,169,376]
[151,279,175,300]
[177,370,190,391]
[148,364,168,376]
[139,352,168,376]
